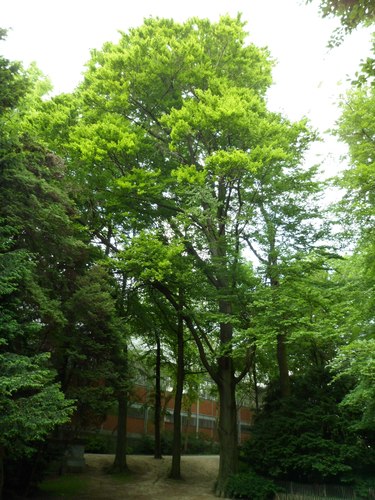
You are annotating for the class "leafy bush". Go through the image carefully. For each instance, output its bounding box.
[161,432,173,454]
[137,434,155,454]
[128,432,219,455]
[184,433,220,454]
[85,433,110,454]
[225,470,277,499]
[242,367,375,484]
[354,476,375,499]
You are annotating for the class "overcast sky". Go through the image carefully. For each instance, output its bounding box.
[2,0,373,178]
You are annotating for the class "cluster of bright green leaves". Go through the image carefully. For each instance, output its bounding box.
[117,231,184,284]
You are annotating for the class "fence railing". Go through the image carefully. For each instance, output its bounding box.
[274,480,375,499]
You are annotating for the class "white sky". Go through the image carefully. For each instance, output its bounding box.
[2,0,373,180]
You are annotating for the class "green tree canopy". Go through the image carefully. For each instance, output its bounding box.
[36,15,329,494]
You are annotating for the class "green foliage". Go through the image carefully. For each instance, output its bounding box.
[0,42,75,469]
[0,10,373,500]
[185,434,220,455]
[242,367,375,483]
[225,470,278,500]
[60,265,127,429]
[306,0,375,45]
[39,474,90,497]
[0,34,30,109]
[333,42,375,446]
[31,15,330,494]
[331,339,375,434]
[354,476,375,499]
[0,353,74,454]
[84,433,111,454]
[118,231,184,284]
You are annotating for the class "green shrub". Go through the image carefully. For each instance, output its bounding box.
[354,476,375,499]
[138,434,155,454]
[161,432,173,454]
[225,470,277,499]
[85,434,109,453]
[242,367,375,484]
[184,433,220,455]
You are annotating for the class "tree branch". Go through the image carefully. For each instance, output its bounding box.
[152,280,219,383]
[235,344,256,384]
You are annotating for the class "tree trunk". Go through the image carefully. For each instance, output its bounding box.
[170,295,184,479]
[215,357,238,497]
[277,333,291,397]
[183,407,191,453]
[215,299,238,497]
[112,391,128,472]
[270,272,291,399]
[154,333,162,459]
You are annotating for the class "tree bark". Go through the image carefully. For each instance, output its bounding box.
[253,355,259,412]
[112,391,128,472]
[270,271,291,398]
[154,333,162,459]
[215,352,238,497]
[214,299,238,497]
[183,407,192,453]
[170,293,184,479]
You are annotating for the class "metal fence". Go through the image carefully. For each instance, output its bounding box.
[274,480,375,499]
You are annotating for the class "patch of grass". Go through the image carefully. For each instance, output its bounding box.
[39,474,90,497]
[110,472,132,483]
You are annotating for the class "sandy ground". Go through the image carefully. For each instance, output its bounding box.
[76,454,219,499]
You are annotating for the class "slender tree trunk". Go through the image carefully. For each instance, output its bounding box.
[183,407,191,453]
[277,333,291,397]
[170,294,184,479]
[154,333,162,459]
[253,354,259,412]
[112,391,128,472]
[112,336,129,472]
[270,273,291,398]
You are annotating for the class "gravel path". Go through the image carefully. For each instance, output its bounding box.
[80,454,219,499]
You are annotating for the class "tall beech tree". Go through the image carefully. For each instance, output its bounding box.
[37,16,324,494]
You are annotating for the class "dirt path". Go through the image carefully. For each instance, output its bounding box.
[80,454,219,499]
